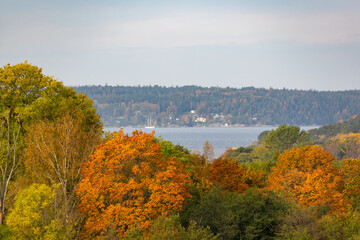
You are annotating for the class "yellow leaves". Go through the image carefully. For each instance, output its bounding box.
[6,184,57,239]
[244,168,266,188]
[342,158,360,203]
[338,133,360,144]
[23,114,99,188]
[325,133,360,160]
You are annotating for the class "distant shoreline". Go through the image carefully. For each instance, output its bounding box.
[104,125,320,129]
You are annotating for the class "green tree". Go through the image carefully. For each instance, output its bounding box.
[0,62,52,224]
[264,125,312,152]
[180,187,238,239]
[182,187,289,239]
[125,215,217,240]
[148,215,216,240]
[275,207,320,240]
[0,62,102,225]
[263,125,312,160]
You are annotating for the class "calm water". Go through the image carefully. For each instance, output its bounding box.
[105,126,318,158]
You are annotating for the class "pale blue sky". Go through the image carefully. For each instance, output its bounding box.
[1,0,359,90]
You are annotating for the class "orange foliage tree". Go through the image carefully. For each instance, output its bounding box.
[243,168,266,189]
[77,130,191,239]
[267,146,346,213]
[209,158,249,193]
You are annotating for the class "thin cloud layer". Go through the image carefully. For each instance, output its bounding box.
[1,1,360,90]
[1,9,360,54]
[99,11,360,47]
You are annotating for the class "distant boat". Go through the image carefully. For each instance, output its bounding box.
[145,117,155,129]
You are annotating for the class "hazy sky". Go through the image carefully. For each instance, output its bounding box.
[1,0,360,90]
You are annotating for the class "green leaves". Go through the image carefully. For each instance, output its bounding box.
[182,187,289,240]
[263,125,312,153]
[0,62,102,227]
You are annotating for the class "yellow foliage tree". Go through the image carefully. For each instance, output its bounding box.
[342,158,360,207]
[6,184,57,240]
[22,115,101,237]
[326,133,360,159]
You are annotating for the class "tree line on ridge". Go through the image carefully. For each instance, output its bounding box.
[74,85,360,127]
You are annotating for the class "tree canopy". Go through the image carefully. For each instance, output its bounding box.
[0,62,102,225]
[263,124,312,153]
[267,146,346,213]
[77,130,191,239]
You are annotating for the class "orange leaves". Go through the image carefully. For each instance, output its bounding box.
[146,162,191,217]
[77,130,191,239]
[273,145,335,173]
[210,158,249,193]
[267,146,346,213]
[298,168,345,211]
[244,168,266,188]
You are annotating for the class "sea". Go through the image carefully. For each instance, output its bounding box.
[104,126,319,158]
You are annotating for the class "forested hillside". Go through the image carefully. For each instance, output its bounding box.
[309,114,360,144]
[74,85,360,127]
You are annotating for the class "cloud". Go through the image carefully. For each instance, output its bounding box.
[96,11,360,47]
[1,8,360,54]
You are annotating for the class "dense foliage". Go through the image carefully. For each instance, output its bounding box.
[77,130,191,239]
[74,85,360,126]
[0,62,102,227]
[3,62,360,239]
[267,146,346,213]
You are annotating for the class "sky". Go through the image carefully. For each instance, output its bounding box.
[1,0,360,90]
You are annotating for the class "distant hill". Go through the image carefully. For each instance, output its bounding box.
[74,85,360,127]
[309,114,360,144]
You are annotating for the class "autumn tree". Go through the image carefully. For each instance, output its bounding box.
[325,133,360,160]
[202,140,214,164]
[209,158,249,193]
[243,168,266,188]
[0,62,51,225]
[6,184,58,240]
[267,146,346,213]
[77,130,191,239]
[0,62,102,225]
[20,115,101,237]
[342,158,360,208]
